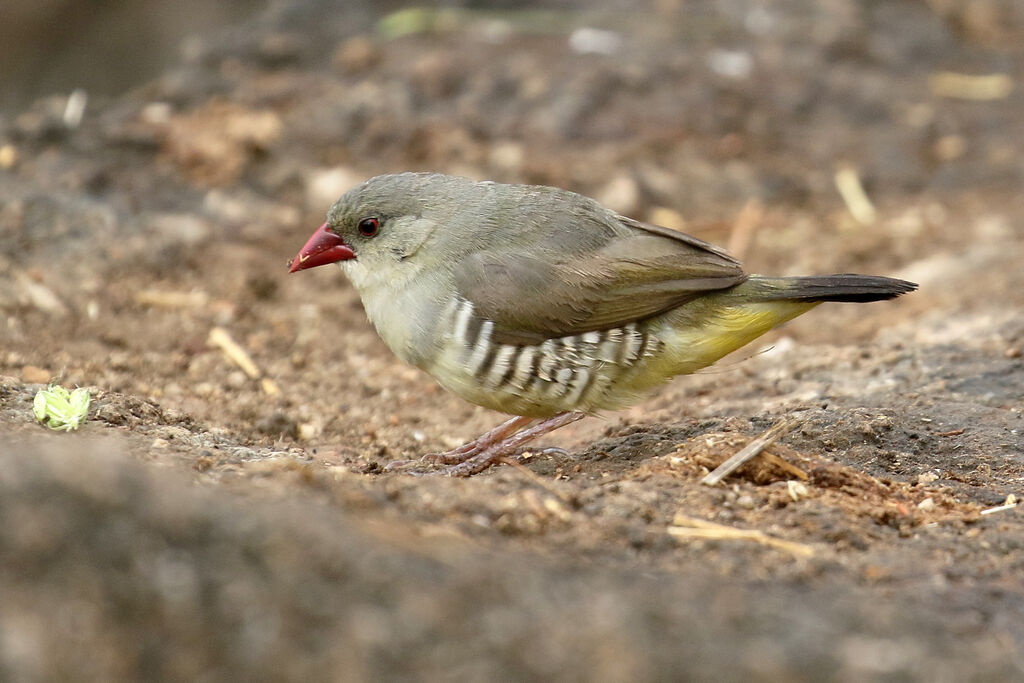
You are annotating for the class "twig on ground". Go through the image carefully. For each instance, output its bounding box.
[981,494,1018,516]
[134,289,209,308]
[701,416,804,486]
[835,166,877,225]
[669,514,815,558]
[928,72,1013,100]
[759,451,808,481]
[208,326,280,395]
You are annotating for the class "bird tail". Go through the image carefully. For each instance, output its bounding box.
[743,274,918,303]
[646,273,915,381]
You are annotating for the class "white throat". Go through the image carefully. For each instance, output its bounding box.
[339,259,437,367]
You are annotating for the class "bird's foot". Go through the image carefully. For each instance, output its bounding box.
[383,415,535,472]
[382,412,585,476]
[434,412,586,477]
[425,415,536,464]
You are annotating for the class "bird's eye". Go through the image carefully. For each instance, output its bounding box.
[357,217,380,237]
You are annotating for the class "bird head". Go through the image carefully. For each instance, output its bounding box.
[289,173,463,274]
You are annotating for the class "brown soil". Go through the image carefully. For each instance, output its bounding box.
[1,1,1023,680]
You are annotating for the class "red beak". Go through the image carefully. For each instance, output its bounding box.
[289,222,355,273]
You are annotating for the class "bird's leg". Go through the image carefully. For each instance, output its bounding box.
[440,411,586,477]
[383,415,536,471]
[422,415,537,464]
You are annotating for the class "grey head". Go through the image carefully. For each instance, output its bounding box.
[322,173,490,271]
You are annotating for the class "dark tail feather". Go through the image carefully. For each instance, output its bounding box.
[750,274,918,303]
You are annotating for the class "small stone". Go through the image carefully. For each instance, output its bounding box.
[306,167,363,209]
[596,174,639,215]
[917,472,939,486]
[568,27,622,55]
[16,274,68,317]
[736,494,756,510]
[488,141,524,173]
[333,36,380,74]
[1005,347,1022,359]
[226,371,248,388]
[706,48,753,79]
[0,144,17,169]
[297,422,321,441]
[151,438,170,449]
[933,135,966,161]
[787,480,809,502]
[140,102,172,125]
[648,207,688,231]
[22,366,51,384]
[917,497,936,512]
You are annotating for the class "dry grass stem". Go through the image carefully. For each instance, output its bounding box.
[759,451,808,481]
[208,326,281,395]
[928,72,1013,100]
[134,289,209,308]
[701,416,804,486]
[981,494,1019,516]
[669,515,815,558]
[834,166,877,225]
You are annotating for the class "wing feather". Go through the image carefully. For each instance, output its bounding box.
[453,212,747,344]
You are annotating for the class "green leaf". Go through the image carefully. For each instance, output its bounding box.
[33,385,90,431]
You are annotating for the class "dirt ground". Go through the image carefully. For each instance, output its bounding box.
[1,0,1023,680]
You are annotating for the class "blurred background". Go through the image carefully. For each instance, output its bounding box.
[1,1,1023,680]
[1,0,265,112]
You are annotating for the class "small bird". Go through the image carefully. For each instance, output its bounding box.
[290,173,915,476]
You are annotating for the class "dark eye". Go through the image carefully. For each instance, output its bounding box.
[357,217,380,237]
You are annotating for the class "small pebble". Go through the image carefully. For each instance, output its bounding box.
[917,497,936,512]
[0,144,18,168]
[297,422,320,441]
[787,480,809,502]
[226,371,248,388]
[22,365,51,384]
[332,36,380,73]
[648,207,687,232]
[568,27,622,55]
[595,174,639,215]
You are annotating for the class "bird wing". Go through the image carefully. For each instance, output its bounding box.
[452,214,748,344]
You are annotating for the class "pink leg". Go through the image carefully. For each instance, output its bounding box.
[423,415,537,464]
[439,411,586,477]
[383,415,535,471]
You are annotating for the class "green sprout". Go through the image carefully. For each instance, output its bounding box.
[33,385,91,431]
